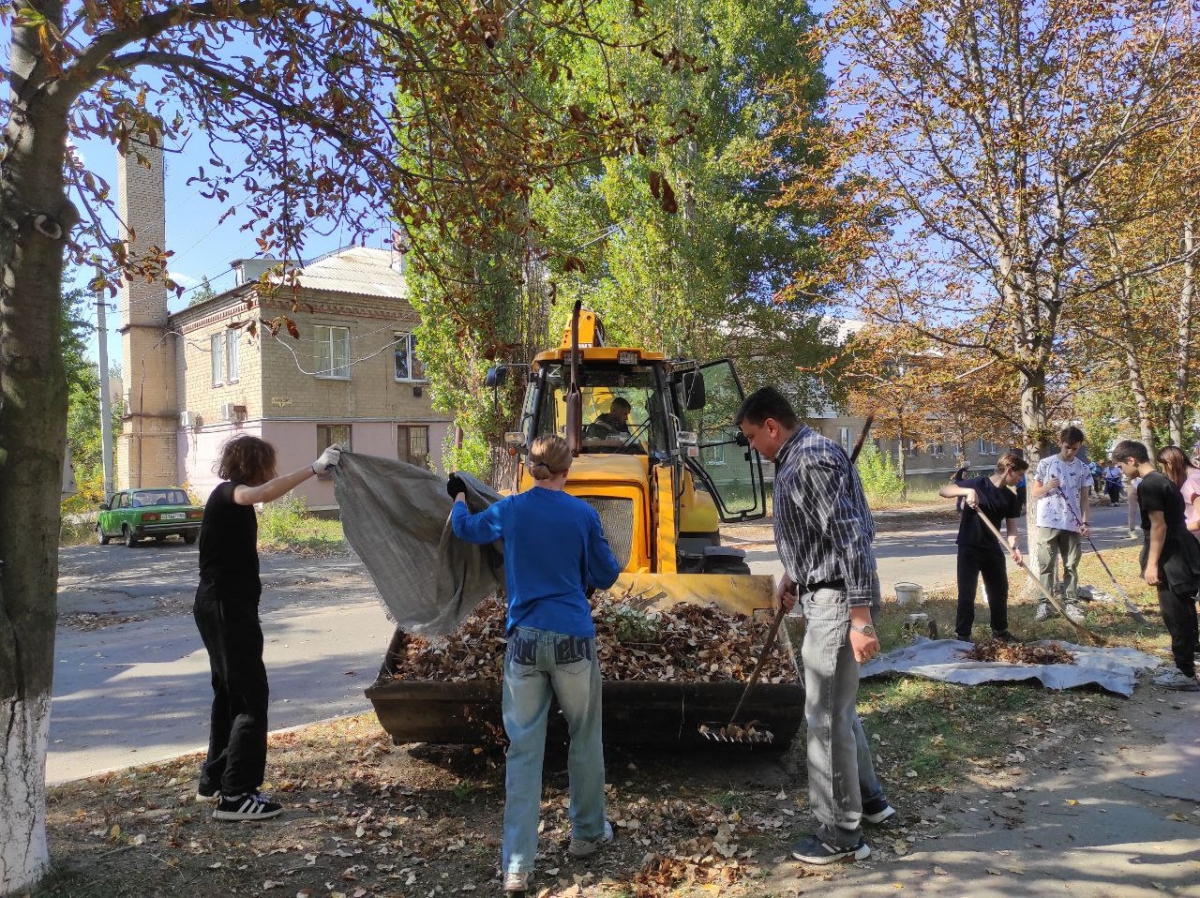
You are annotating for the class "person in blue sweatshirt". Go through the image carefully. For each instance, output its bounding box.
[449,434,622,896]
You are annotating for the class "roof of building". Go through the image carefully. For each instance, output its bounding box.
[290,246,406,299]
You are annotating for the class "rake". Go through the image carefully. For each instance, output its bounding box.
[975,511,1106,646]
[700,414,876,744]
[1049,488,1151,626]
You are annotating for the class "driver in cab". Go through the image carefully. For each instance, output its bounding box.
[591,398,631,437]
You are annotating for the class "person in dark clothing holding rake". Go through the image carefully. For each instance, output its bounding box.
[939,452,1029,642]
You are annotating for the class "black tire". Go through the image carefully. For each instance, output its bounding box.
[97,525,110,546]
[183,531,198,545]
[123,525,138,548]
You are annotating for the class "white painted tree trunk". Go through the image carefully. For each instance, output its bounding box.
[0,698,50,893]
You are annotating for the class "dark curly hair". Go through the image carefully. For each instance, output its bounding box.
[217,435,276,486]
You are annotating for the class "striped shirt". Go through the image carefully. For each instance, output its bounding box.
[772,425,879,607]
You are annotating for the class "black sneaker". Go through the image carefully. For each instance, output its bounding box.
[991,630,1019,643]
[212,792,283,821]
[790,834,870,864]
[862,797,896,825]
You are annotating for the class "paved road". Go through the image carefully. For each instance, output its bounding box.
[51,545,392,784]
[49,499,1141,784]
[737,499,1138,594]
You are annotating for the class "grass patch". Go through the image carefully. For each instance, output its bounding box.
[257,495,347,556]
[59,517,96,548]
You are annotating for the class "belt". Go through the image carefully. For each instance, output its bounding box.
[804,579,846,593]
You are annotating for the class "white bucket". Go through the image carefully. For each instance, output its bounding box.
[894,582,923,607]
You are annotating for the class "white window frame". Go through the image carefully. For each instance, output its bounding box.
[393,332,426,382]
[837,427,851,452]
[210,333,224,386]
[225,330,240,384]
[906,439,919,457]
[315,325,351,379]
[978,438,997,456]
[701,443,726,466]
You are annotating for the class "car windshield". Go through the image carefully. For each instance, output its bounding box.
[132,489,190,507]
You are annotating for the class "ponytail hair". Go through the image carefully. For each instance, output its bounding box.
[527,434,572,481]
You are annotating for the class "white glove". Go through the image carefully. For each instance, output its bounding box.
[312,445,342,475]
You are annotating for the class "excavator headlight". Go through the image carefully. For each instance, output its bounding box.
[618,350,638,365]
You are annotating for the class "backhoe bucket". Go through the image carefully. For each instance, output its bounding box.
[366,573,804,749]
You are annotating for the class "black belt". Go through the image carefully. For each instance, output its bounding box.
[805,579,846,592]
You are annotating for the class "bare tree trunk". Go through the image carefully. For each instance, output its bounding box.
[1169,217,1195,448]
[1113,276,1158,454]
[1020,367,1047,563]
[895,427,908,500]
[0,20,76,891]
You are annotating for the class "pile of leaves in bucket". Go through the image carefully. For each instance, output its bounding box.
[387,593,795,683]
[964,639,1076,665]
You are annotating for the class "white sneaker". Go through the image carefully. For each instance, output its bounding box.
[1152,670,1200,691]
[503,871,530,894]
[569,820,614,857]
[1034,603,1052,622]
[1064,603,1086,624]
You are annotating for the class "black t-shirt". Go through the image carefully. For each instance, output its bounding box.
[198,481,261,594]
[955,476,1020,552]
[1137,472,1189,566]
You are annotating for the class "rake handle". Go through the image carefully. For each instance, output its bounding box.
[974,508,1105,645]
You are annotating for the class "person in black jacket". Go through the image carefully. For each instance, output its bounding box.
[194,436,342,820]
[1114,439,1200,691]
[939,453,1029,643]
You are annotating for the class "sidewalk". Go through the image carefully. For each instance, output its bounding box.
[762,689,1200,897]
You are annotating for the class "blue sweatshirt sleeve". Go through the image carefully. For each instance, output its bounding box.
[451,500,504,545]
[586,508,622,589]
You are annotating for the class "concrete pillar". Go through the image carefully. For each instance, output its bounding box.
[115,138,179,489]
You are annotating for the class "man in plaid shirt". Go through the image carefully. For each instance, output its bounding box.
[737,387,893,864]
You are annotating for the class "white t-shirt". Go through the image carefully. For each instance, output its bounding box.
[1034,455,1090,531]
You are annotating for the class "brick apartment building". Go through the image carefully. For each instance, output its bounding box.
[115,142,451,508]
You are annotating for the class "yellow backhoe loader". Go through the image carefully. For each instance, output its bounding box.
[367,303,804,747]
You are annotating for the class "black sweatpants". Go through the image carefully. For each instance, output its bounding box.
[956,547,1010,641]
[194,582,269,796]
[1157,585,1199,678]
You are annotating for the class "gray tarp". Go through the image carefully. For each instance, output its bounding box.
[860,637,1162,698]
[333,452,504,636]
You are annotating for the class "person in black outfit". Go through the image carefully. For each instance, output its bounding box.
[195,436,343,820]
[938,452,1029,642]
[1113,439,1200,691]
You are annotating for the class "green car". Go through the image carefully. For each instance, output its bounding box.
[97,488,204,547]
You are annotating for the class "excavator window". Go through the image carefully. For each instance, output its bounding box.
[534,364,667,455]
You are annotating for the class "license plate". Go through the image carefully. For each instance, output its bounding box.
[161,513,186,521]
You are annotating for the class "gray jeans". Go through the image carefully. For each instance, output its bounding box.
[1037,527,1082,602]
[800,587,885,849]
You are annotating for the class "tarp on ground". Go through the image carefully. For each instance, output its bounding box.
[333,452,504,636]
[860,637,1162,698]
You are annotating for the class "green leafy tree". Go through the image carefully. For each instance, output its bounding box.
[0,0,642,888]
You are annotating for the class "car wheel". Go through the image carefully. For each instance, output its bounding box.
[97,525,111,546]
[123,525,138,548]
[183,531,198,545]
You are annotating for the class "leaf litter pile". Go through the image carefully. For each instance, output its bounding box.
[963,639,1076,665]
[387,593,796,684]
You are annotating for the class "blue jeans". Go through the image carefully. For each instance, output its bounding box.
[501,627,606,875]
[801,588,885,849]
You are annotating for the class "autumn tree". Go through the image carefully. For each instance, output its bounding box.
[0,1,642,889]
[774,0,1200,477]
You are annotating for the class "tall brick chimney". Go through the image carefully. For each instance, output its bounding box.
[116,138,179,490]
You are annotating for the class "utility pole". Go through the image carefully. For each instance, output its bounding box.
[96,271,115,499]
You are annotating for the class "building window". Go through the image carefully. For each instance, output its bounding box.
[398,425,430,468]
[394,332,425,381]
[906,439,919,457]
[225,330,240,383]
[837,427,851,452]
[210,333,224,386]
[928,441,945,458]
[978,438,997,455]
[701,443,726,466]
[318,424,352,453]
[315,325,351,378]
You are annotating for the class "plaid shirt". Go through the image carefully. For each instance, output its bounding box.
[772,425,879,607]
